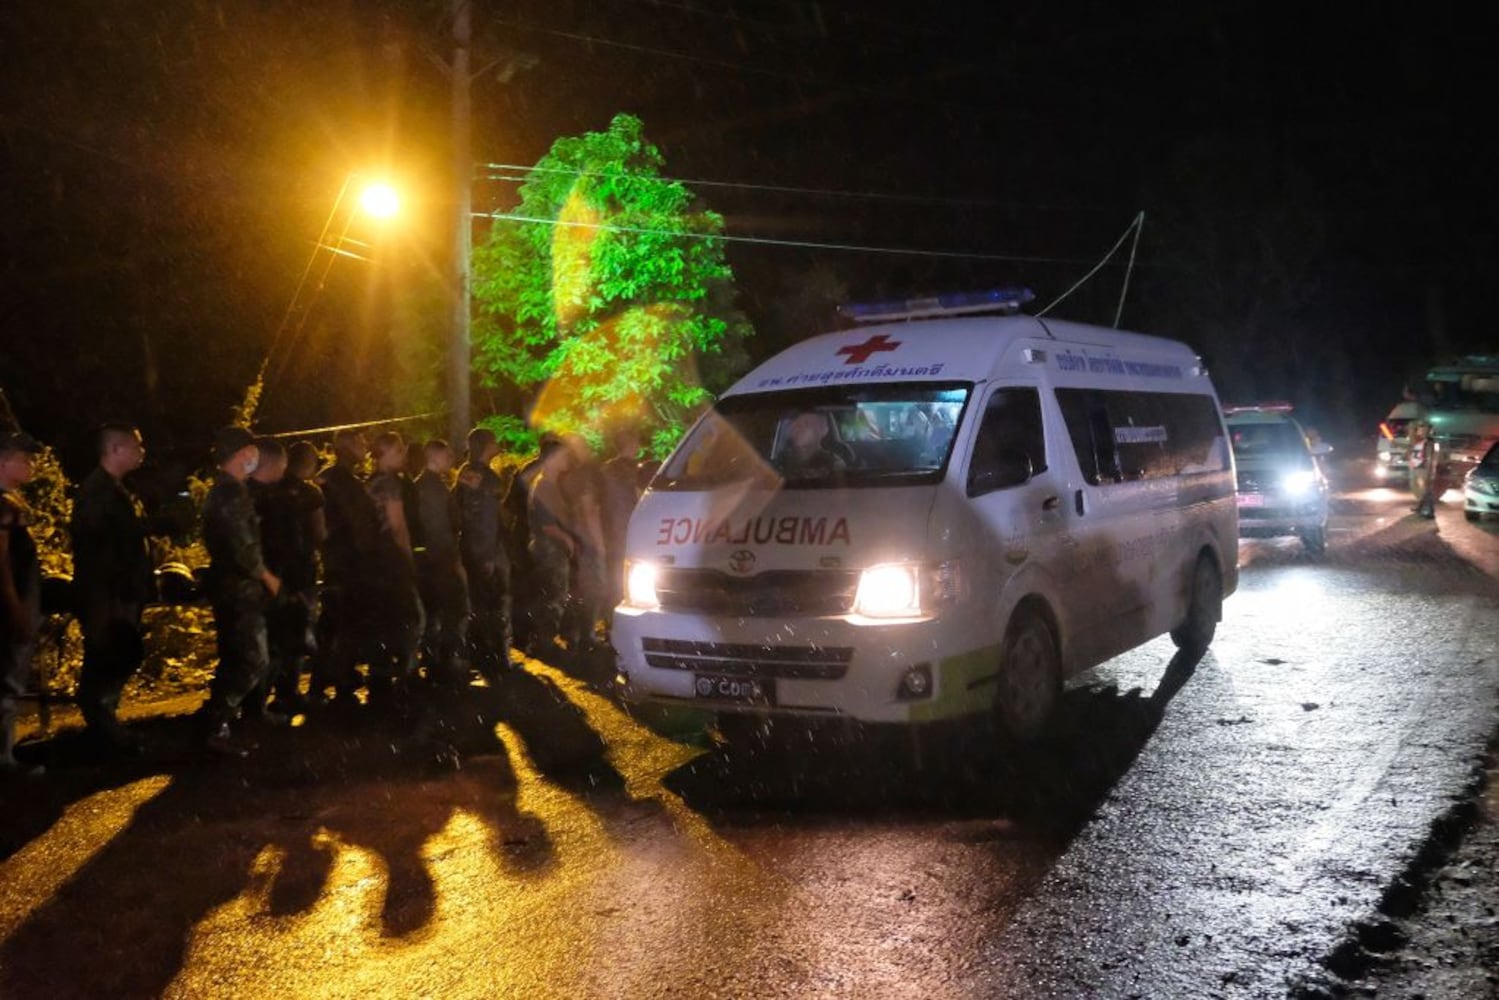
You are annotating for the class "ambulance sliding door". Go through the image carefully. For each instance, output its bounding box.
[1053,388,1180,664]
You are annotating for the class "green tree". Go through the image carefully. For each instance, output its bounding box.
[471,114,751,455]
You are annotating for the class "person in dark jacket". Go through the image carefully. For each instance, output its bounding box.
[526,439,576,656]
[456,428,511,677]
[366,431,424,704]
[0,430,43,774]
[201,427,280,753]
[249,438,325,716]
[70,423,164,750]
[414,439,469,683]
[313,429,380,704]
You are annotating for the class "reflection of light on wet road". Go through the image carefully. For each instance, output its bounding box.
[0,775,171,941]
[156,659,791,998]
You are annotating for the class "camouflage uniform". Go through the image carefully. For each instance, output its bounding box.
[202,471,271,726]
[313,462,380,699]
[366,470,425,695]
[414,469,469,682]
[250,475,323,709]
[456,460,511,674]
[526,473,573,650]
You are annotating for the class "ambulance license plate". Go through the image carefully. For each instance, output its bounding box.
[694,674,774,705]
[1237,493,1264,508]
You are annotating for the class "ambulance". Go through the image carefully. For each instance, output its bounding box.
[612,289,1238,741]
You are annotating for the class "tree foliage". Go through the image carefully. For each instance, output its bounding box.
[471,114,751,455]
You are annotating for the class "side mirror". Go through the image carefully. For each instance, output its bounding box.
[1310,442,1333,457]
[968,449,1034,496]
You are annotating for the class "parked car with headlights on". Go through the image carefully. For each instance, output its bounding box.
[1463,441,1499,522]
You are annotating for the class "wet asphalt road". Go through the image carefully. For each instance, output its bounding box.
[2,466,1497,999]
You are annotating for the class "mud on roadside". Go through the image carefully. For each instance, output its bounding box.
[1295,728,1499,998]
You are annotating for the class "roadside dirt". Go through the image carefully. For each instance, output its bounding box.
[1343,748,1499,998]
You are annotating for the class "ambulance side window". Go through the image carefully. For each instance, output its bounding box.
[1057,388,1228,484]
[967,388,1046,496]
[1056,389,1121,485]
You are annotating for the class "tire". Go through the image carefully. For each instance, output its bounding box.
[995,609,1061,743]
[1466,510,1481,523]
[1301,526,1327,555]
[1170,554,1222,657]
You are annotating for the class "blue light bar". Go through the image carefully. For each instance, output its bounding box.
[838,287,1037,323]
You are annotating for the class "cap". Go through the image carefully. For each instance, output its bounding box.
[211,425,257,464]
[0,429,43,455]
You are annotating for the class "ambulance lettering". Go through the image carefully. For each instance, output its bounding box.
[656,516,851,546]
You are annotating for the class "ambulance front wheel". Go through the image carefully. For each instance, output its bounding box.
[1171,554,1222,659]
[995,607,1061,744]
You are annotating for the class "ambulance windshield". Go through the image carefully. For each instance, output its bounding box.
[655,383,972,490]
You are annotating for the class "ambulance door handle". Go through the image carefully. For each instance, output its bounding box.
[1042,495,1060,512]
[1074,489,1086,516]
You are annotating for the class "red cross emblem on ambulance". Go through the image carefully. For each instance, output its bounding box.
[836,334,902,365]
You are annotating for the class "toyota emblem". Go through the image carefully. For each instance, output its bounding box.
[728,549,756,575]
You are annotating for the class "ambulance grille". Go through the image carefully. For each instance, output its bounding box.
[654,568,860,617]
[641,637,854,680]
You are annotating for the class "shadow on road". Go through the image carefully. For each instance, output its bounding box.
[0,678,578,998]
[663,648,1204,837]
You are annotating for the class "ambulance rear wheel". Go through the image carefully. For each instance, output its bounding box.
[1171,554,1221,658]
[995,609,1060,744]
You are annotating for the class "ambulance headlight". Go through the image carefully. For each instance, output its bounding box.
[624,560,661,610]
[854,564,920,618]
[852,561,962,620]
[1280,469,1318,497]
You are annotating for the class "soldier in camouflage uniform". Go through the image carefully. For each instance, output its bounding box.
[456,428,511,677]
[201,427,280,753]
[414,439,469,683]
[525,439,576,656]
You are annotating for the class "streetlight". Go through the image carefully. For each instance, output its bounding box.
[255,173,402,418]
[359,182,401,221]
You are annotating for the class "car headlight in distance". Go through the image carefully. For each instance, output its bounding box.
[624,560,660,610]
[1280,469,1319,497]
[853,564,921,618]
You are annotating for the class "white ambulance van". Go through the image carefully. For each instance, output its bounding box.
[612,289,1238,740]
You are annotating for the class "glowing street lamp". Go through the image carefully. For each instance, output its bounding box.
[260,172,403,406]
[358,181,400,220]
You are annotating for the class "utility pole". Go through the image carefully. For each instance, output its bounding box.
[449,0,472,444]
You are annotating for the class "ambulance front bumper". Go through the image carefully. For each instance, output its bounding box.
[611,607,989,724]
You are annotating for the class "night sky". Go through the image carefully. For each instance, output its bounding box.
[3,1,1497,477]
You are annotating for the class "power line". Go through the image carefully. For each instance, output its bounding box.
[261,411,446,439]
[481,162,1112,213]
[591,0,822,38]
[486,16,816,83]
[483,16,1006,117]
[477,210,1115,266]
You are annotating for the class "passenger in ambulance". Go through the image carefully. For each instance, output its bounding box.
[776,410,850,480]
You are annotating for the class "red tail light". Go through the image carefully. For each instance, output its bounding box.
[1379,422,1395,440]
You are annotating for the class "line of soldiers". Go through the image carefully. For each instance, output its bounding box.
[0,420,646,767]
